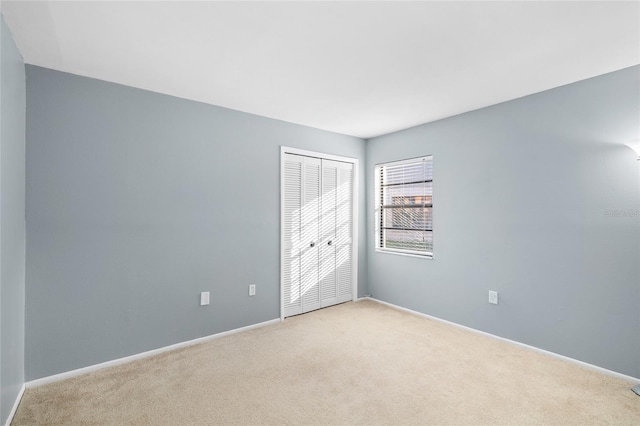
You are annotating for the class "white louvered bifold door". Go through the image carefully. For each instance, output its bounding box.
[319,160,338,307]
[283,155,304,317]
[300,156,322,313]
[283,153,353,318]
[335,161,353,303]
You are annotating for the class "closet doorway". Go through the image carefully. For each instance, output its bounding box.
[280,147,358,319]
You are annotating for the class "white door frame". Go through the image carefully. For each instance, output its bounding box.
[280,146,359,320]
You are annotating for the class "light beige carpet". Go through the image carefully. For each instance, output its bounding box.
[13,300,640,425]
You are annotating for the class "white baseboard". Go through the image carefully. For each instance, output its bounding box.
[24,299,640,390]
[4,383,26,426]
[27,318,281,388]
[367,297,640,384]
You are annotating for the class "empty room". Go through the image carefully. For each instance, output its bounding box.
[1,1,639,425]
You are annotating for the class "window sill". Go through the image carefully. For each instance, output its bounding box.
[375,249,433,259]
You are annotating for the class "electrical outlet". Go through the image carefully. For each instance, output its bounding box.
[200,291,210,306]
[488,290,498,305]
[249,284,256,296]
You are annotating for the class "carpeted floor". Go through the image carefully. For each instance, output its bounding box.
[13,300,640,425]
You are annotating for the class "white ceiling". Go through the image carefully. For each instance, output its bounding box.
[2,1,639,139]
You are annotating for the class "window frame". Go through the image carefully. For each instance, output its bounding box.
[374,155,434,259]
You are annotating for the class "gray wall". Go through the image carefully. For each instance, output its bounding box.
[1,14,26,424]
[25,66,366,380]
[366,66,640,377]
[21,61,640,381]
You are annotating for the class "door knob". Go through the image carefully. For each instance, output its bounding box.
[310,242,315,248]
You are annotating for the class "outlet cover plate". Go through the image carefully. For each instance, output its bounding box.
[488,291,498,305]
[249,285,256,296]
[200,291,210,306]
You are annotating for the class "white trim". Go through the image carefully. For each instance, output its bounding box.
[367,297,640,384]
[375,248,433,259]
[374,155,434,258]
[4,383,26,426]
[373,155,431,168]
[280,146,359,320]
[280,148,286,320]
[27,318,280,388]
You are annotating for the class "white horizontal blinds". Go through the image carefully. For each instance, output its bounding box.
[378,156,433,256]
[300,156,321,312]
[319,161,338,306]
[336,162,353,300]
[283,155,303,316]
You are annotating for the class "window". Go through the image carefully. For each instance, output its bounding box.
[375,156,433,257]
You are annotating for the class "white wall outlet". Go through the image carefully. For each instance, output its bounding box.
[200,291,210,306]
[249,284,256,296]
[488,290,498,305]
